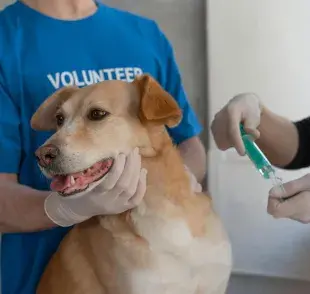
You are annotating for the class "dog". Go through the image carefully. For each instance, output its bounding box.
[31,74,232,294]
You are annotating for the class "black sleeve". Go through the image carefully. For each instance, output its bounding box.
[284,116,310,170]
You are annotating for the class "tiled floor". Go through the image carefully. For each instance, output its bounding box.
[227,274,310,294]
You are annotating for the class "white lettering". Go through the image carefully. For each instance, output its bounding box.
[124,67,134,82]
[92,70,104,83]
[115,68,126,81]
[103,69,114,80]
[72,71,85,87]
[81,70,93,86]
[47,73,60,89]
[47,67,144,89]
[134,67,143,77]
[61,72,74,86]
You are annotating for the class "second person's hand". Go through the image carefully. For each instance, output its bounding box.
[211,93,263,155]
[268,174,310,224]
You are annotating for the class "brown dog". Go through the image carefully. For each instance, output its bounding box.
[31,74,232,294]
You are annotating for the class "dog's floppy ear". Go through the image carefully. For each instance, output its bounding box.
[31,86,78,131]
[133,74,182,128]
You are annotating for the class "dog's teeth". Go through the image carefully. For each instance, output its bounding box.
[70,176,75,185]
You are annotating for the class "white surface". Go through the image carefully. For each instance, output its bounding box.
[207,0,310,281]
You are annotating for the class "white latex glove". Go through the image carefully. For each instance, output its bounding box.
[211,93,263,155]
[267,174,310,224]
[45,148,147,227]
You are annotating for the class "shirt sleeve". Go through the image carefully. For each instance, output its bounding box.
[0,71,21,174]
[154,24,203,145]
[284,117,310,170]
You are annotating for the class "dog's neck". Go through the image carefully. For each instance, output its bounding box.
[140,127,192,204]
[99,128,210,239]
[99,128,209,239]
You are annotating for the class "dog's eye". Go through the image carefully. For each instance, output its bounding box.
[55,114,65,126]
[88,109,108,121]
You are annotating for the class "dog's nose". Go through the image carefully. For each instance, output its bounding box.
[35,144,60,167]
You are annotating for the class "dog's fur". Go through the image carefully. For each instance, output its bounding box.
[32,75,232,294]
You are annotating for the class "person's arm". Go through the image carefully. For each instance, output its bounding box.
[256,106,307,169]
[153,22,206,182]
[178,137,206,183]
[0,72,57,233]
[0,174,55,232]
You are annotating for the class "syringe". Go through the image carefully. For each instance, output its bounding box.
[239,124,286,196]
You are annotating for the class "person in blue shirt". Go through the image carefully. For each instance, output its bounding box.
[0,0,206,293]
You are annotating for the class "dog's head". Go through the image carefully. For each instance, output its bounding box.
[31,74,182,196]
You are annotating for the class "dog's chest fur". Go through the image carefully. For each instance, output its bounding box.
[101,200,232,294]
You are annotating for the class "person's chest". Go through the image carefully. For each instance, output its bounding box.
[13,24,161,120]
[3,21,164,188]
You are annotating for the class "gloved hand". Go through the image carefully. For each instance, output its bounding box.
[211,93,263,155]
[45,148,148,227]
[267,174,310,224]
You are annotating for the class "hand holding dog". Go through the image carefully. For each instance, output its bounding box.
[45,147,202,227]
[45,148,147,227]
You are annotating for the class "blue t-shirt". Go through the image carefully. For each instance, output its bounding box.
[0,1,202,293]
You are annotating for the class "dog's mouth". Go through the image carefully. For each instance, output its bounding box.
[50,158,114,196]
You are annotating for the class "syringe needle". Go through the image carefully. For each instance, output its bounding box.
[269,172,286,201]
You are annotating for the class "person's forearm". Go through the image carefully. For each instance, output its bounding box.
[178,136,207,183]
[0,181,57,233]
[256,106,299,168]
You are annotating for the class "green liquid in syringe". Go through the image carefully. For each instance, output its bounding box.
[240,125,274,179]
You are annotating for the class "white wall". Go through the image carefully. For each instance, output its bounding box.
[207,0,310,281]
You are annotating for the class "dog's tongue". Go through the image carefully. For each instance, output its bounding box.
[50,172,87,192]
[50,160,112,193]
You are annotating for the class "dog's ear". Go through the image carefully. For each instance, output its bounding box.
[31,86,78,131]
[133,74,182,128]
